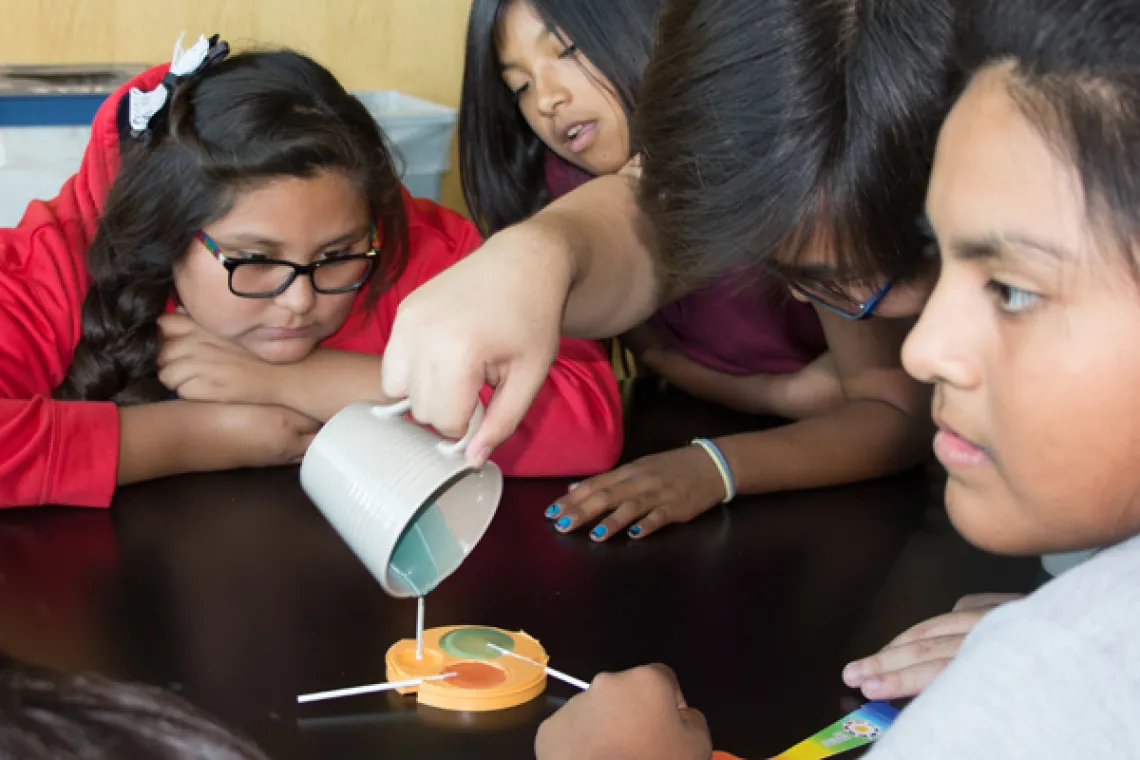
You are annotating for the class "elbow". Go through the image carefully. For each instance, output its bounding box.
[849,389,935,477]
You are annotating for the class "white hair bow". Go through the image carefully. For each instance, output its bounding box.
[127,32,225,134]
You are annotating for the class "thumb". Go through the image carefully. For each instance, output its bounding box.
[643,664,688,710]
[466,361,548,466]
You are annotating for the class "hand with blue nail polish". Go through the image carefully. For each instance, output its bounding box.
[547,446,725,541]
[535,665,712,760]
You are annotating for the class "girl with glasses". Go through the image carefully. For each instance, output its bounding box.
[0,40,622,508]
[448,0,948,542]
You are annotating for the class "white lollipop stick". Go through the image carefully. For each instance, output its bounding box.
[416,596,425,660]
[486,643,590,691]
[298,673,455,704]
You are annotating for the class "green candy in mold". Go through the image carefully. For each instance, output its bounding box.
[438,627,516,660]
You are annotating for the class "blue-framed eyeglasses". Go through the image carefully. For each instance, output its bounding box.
[196,224,380,299]
[789,279,895,320]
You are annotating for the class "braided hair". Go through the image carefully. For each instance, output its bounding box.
[55,44,408,404]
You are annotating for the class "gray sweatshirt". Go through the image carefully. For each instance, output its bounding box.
[868,533,1140,759]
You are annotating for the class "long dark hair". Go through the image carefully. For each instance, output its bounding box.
[55,48,408,405]
[459,0,664,236]
[961,0,1140,261]
[0,653,269,760]
[636,0,959,290]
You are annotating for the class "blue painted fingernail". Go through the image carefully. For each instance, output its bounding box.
[556,516,572,530]
[591,525,607,539]
[545,505,561,519]
[628,525,642,537]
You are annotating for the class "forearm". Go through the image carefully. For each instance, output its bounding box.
[756,367,843,419]
[717,397,933,494]
[521,173,665,339]
[274,349,390,422]
[117,401,225,485]
[649,353,840,420]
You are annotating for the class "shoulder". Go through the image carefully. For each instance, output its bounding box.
[398,190,483,281]
[1018,535,1140,654]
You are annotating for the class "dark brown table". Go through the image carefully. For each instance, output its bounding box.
[0,381,1041,759]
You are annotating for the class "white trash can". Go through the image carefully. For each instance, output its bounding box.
[355,90,458,204]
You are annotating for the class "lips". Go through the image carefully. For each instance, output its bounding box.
[259,325,311,339]
[557,120,597,154]
[932,423,991,470]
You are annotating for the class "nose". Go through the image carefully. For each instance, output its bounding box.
[901,272,980,390]
[275,273,317,316]
[534,65,570,117]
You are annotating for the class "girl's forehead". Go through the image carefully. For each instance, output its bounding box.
[928,71,1090,265]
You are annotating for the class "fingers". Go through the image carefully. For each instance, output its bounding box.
[679,706,709,740]
[848,656,954,700]
[156,313,196,337]
[383,336,534,458]
[952,592,1023,612]
[885,608,987,648]
[156,335,193,368]
[592,665,686,709]
[642,664,686,709]
[379,326,412,405]
[156,359,193,393]
[290,432,318,464]
[626,508,673,540]
[842,597,1019,701]
[470,362,548,466]
[549,467,645,536]
[851,632,968,681]
[593,499,657,541]
[409,358,486,440]
[845,618,979,700]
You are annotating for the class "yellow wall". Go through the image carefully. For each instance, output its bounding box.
[0,0,473,212]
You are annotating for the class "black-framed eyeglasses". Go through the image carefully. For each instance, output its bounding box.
[196,224,379,298]
[788,278,894,320]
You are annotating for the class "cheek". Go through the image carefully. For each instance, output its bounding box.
[877,282,933,319]
[519,103,555,146]
[173,258,266,340]
[311,292,357,332]
[957,330,1140,554]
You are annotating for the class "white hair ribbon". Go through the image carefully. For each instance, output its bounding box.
[127,33,217,134]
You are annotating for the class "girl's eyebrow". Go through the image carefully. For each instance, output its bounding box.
[211,234,282,250]
[317,225,371,249]
[499,27,554,71]
[209,225,369,251]
[950,233,1071,263]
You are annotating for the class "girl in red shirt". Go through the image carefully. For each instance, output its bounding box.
[0,39,621,509]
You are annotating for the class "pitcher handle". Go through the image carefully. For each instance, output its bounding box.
[371,400,485,458]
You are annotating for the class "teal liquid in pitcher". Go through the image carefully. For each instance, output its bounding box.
[387,501,464,596]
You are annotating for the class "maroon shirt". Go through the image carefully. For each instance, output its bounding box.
[546,151,826,375]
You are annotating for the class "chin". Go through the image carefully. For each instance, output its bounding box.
[249,339,318,365]
[945,480,1095,557]
[944,481,1036,556]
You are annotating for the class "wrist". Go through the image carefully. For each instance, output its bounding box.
[691,438,736,503]
[118,401,214,483]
